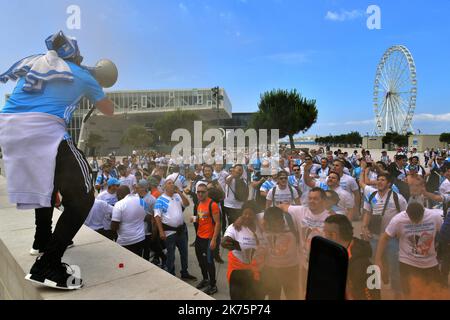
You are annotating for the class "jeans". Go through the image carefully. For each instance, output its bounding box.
[195,237,216,285]
[370,235,401,294]
[164,227,189,276]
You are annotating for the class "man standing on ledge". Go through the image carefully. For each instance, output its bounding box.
[0,31,115,290]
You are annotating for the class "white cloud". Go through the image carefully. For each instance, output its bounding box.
[325,9,364,22]
[414,113,450,122]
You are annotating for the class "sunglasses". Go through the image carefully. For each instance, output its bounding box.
[196,191,207,194]
[278,177,288,180]
[293,169,300,172]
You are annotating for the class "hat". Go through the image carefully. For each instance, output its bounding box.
[45,31,81,61]
[137,179,149,189]
[195,180,208,190]
[107,178,120,187]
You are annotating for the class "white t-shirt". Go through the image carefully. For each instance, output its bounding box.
[112,194,146,246]
[440,179,450,196]
[256,213,299,268]
[334,186,355,214]
[314,181,354,214]
[96,190,118,206]
[214,170,229,191]
[154,193,186,237]
[119,174,137,193]
[96,190,118,230]
[339,174,359,196]
[287,205,330,269]
[224,178,245,209]
[266,185,299,206]
[386,209,443,268]
[316,166,330,183]
[363,186,407,232]
[84,199,113,231]
[224,224,258,265]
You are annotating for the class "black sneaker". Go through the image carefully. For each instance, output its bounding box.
[30,240,74,256]
[25,257,83,290]
[181,273,198,281]
[204,285,218,295]
[196,279,209,290]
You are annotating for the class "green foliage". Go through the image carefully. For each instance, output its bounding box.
[85,133,106,149]
[315,132,362,145]
[249,89,318,149]
[382,131,412,147]
[120,125,154,149]
[439,132,450,144]
[153,109,208,146]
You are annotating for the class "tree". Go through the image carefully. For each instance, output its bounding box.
[382,131,411,148]
[153,109,207,146]
[85,133,106,156]
[250,89,318,149]
[439,132,450,145]
[120,125,154,150]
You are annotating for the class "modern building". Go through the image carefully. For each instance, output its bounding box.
[75,88,258,155]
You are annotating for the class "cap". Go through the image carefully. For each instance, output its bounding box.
[107,178,120,187]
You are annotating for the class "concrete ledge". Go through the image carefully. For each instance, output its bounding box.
[0,176,212,300]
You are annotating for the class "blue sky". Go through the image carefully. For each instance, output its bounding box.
[0,0,449,136]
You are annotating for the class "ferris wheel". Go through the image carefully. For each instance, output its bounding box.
[373,45,417,135]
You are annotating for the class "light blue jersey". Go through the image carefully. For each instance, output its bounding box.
[260,179,276,193]
[1,62,105,125]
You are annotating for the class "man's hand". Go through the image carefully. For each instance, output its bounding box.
[278,203,290,213]
[160,232,167,241]
[304,162,313,172]
[361,226,372,241]
[210,239,217,250]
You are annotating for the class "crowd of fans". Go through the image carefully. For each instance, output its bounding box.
[81,145,450,299]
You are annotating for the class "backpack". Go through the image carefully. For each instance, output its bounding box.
[270,185,295,206]
[367,190,401,234]
[231,178,249,202]
[426,168,441,193]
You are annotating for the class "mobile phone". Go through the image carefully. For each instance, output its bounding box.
[306,236,348,300]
